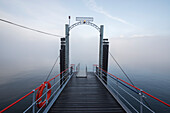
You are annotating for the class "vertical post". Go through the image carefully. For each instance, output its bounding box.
[102,39,109,84]
[96,66,98,75]
[140,89,143,113]
[93,65,95,73]
[74,65,75,72]
[86,66,87,76]
[116,78,119,97]
[32,89,35,113]
[71,66,73,75]
[93,65,94,73]
[45,83,48,105]
[65,24,69,75]
[68,16,71,26]
[60,72,63,88]
[60,38,66,87]
[99,25,104,77]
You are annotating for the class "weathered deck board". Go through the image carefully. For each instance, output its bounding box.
[49,72,125,113]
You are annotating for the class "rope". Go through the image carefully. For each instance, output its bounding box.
[0,18,63,38]
[109,51,136,88]
[45,55,60,81]
[108,50,152,109]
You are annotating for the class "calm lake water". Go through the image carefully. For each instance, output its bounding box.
[0,67,60,113]
[0,66,170,113]
[108,68,170,113]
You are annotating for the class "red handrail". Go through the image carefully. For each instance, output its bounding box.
[97,66,170,107]
[48,66,70,82]
[0,66,74,113]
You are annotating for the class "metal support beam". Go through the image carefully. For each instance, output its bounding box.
[69,21,100,31]
[67,20,103,79]
[99,25,104,77]
[60,38,66,87]
[102,39,109,84]
[65,24,69,73]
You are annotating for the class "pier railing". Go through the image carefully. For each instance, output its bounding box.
[0,64,75,113]
[95,65,170,113]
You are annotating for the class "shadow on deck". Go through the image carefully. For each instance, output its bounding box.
[49,72,125,113]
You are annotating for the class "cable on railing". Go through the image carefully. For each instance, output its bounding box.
[95,71,140,113]
[24,70,73,113]
[97,66,170,107]
[23,71,70,113]
[98,72,155,113]
[109,52,137,91]
[103,70,139,94]
[0,18,63,38]
[48,66,71,82]
[45,55,60,81]
[107,51,152,109]
[97,67,155,112]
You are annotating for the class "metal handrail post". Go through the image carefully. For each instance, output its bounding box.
[116,78,119,98]
[99,68,101,77]
[93,66,94,72]
[45,84,48,105]
[61,72,63,87]
[74,65,76,72]
[67,69,69,75]
[70,67,71,75]
[32,89,35,113]
[139,89,143,113]
[71,67,73,75]
[96,67,97,75]
[97,67,99,75]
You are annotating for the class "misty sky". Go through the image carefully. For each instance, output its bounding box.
[0,0,170,82]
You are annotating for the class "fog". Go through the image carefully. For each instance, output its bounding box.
[109,36,170,74]
[70,25,100,69]
[0,22,60,84]
[1,22,170,84]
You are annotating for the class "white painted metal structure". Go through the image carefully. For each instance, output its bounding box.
[65,17,104,76]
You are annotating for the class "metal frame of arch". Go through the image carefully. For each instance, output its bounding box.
[69,21,100,32]
[65,21,103,77]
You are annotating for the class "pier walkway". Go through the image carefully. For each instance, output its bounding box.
[49,72,125,113]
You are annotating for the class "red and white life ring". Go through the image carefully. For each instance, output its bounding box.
[36,81,51,108]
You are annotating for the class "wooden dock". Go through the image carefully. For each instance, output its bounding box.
[49,72,125,113]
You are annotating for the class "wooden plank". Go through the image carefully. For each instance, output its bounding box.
[48,72,125,113]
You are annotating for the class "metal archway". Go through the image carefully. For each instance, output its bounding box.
[69,21,100,32]
[64,20,104,77]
